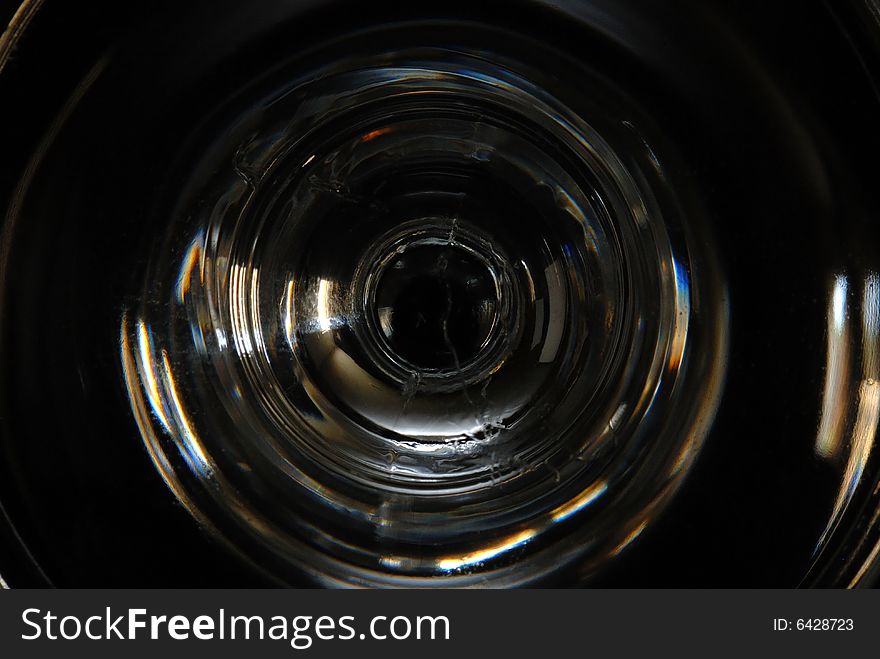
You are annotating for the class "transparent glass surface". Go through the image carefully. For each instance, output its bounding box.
[1,0,879,587]
[120,51,724,585]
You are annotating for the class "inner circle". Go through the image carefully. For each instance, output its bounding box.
[373,240,500,371]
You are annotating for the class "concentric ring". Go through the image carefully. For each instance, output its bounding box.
[121,36,726,586]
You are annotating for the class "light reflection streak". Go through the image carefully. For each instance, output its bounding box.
[538,260,564,363]
[229,263,255,355]
[175,234,203,304]
[317,278,333,333]
[816,275,851,459]
[551,480,608,522]
[122,314,212,479]
[846,274,879,495]
[609,520,648,557]
[283,278,296,350]
[136,319,170,433]
[815,273,880,557]
[433,477,609,572]
[360,126,394,142]
[628,253,694,442]
[120,312,186,502]
[669,282,728,479]
[161,351,211,475]
[249,267,262,355]
[436,528,538,571]
[666,256,690,374]
[849,535,880,587]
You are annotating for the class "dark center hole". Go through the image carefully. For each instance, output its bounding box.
[375,246,497,370]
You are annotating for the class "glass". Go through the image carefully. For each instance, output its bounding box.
[1,0,879,587]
